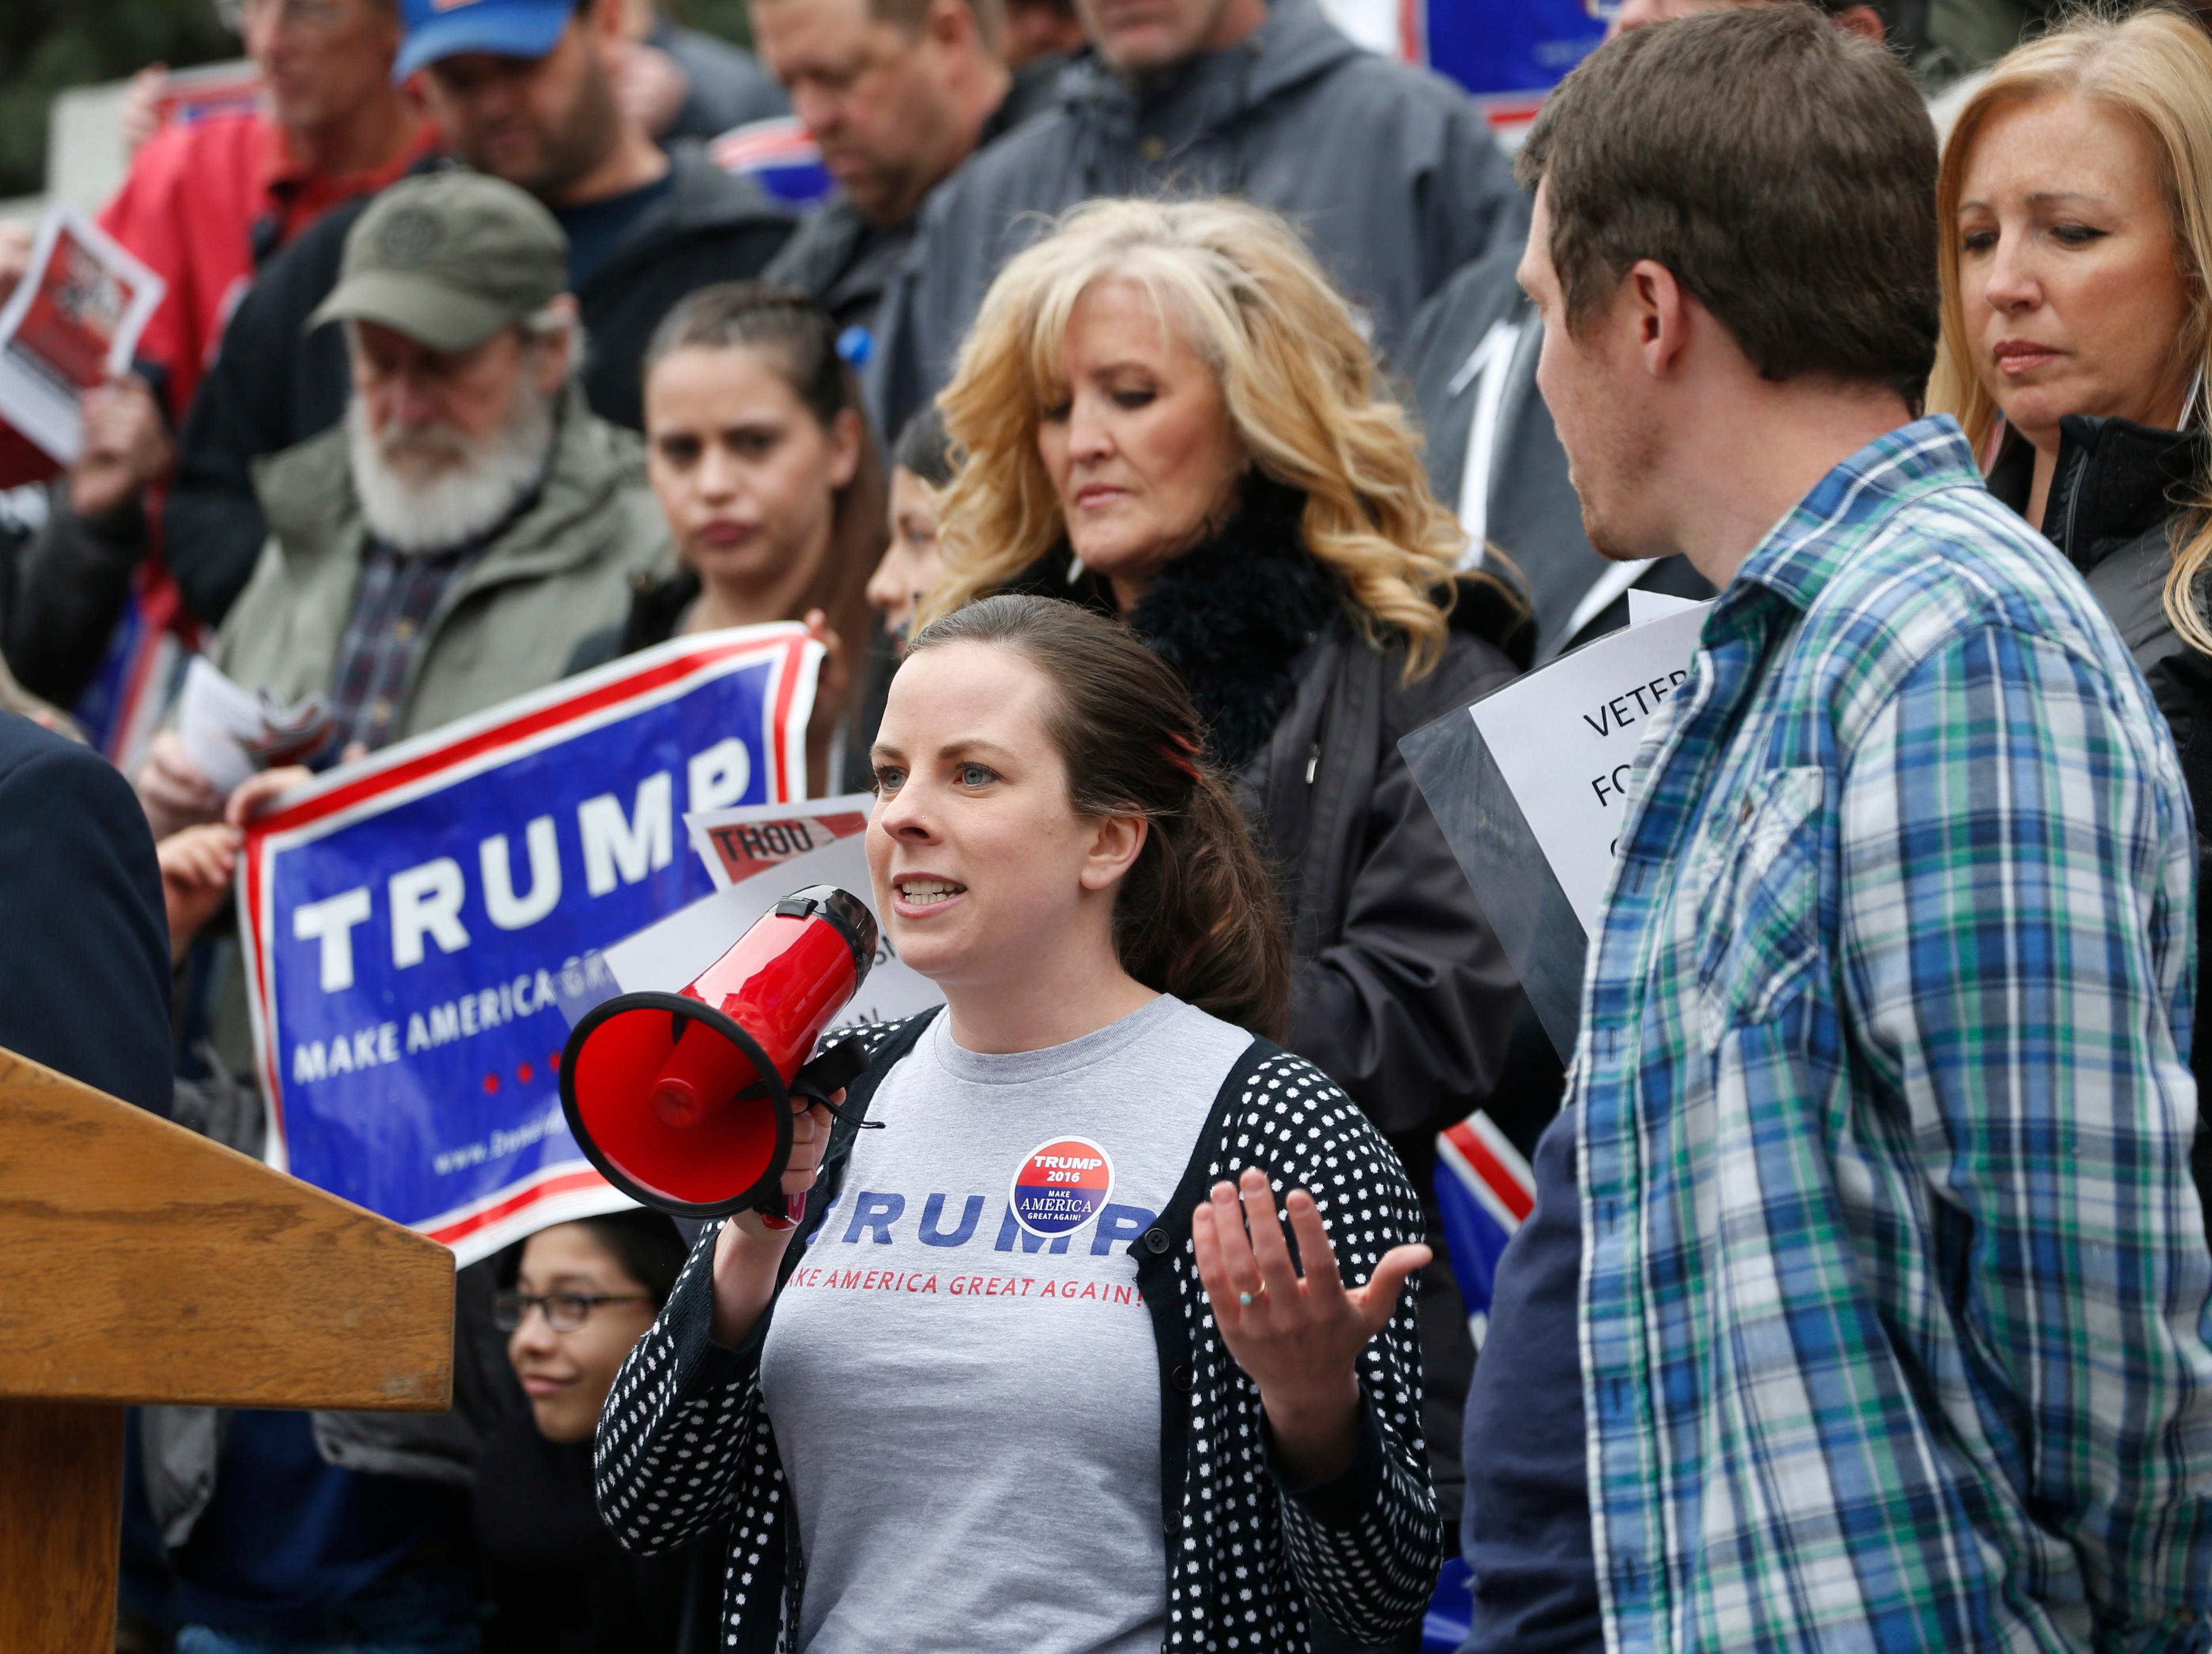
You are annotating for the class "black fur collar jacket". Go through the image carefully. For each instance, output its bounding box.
[1007,473,1542,1160]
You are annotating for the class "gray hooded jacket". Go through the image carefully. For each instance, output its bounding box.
[868,0,1524,436]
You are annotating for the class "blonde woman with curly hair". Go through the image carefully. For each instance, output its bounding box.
[1927,5,2212,1225]
[922,195,1539,1538]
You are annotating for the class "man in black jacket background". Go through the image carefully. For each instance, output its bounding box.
[164,0,793,630]
[1401,0,1909,664]
[868,0,1525,440]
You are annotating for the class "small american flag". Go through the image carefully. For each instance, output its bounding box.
[1434,1110,1535,1349]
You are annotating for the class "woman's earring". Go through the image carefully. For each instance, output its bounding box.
[1066,553,1085,584]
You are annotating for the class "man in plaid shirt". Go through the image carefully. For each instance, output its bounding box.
[1488,7,2212,1651]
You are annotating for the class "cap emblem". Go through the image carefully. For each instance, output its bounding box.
[376,206,446,267]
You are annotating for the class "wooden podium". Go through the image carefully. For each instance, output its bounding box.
[0,1046,454,1652]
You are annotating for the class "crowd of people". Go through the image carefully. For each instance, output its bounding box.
[8,0,2212,1648]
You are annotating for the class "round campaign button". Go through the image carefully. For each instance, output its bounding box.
[1009,1136,1114,1238]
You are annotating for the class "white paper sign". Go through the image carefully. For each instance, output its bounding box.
[0,206,166,464]
[684,794,872,892]
[1467,602,1709,931]
[176,657,335,795]
[1626,589,1706,625]
[601,796,942,1033]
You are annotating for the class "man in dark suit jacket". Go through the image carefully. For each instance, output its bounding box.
[1402,241,1713,665]
[0,714,172,1116]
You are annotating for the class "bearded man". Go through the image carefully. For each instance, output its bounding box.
[204,169,670,772]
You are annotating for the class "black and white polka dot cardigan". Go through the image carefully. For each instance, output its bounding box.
[593,1012,1442,1651]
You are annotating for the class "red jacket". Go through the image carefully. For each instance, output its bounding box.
[96,108,438,424]
[0,108,436,613]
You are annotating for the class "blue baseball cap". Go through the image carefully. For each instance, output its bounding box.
[394,0,576,80]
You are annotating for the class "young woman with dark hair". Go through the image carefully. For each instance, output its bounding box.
[569,281,888,791]
[595,594,1443,1653]
[474,1210,697,1654]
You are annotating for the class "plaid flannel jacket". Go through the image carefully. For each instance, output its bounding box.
[1572,418,2212,1653]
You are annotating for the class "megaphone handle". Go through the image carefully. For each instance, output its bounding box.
[791,1037,880,1129]
[747,1038,881,1231]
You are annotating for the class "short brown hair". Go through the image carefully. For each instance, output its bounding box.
[1517,3,1939,407]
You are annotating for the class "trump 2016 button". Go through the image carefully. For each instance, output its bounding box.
[1010,1137,1114,1238]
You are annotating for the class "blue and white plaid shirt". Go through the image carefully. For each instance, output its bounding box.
[1573,418,2212,1653]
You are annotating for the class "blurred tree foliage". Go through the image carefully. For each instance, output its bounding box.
[2,0,236,198]
[0,0,754,202]
[677,0,755,49]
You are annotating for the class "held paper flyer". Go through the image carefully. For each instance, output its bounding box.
[0,207,166,464]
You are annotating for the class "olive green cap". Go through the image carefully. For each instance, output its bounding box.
[308,172,569,352]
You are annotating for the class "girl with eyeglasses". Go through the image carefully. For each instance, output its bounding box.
[475,1210,699,1654]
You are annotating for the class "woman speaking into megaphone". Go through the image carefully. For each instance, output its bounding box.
[594,595,1442,1652]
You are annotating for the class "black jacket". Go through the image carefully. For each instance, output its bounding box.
[567,567,702,675]
[166,149,793,628]
[596,1010,1442,1652]
[0,480,149,708]
[475,1413,695,1654]
[1991,414,2212,1226]
[1403,242,1711,662]
[0,712,172,1117]
[1010,477,1535,1156]
[761,54,1066,347]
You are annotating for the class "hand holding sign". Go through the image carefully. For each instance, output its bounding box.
[70,374,171,519]
[158,823,243,963]
[0,222,29,310]
[138,730,227,839]
[1192,1167,1431,1484]
[800,609,847,798]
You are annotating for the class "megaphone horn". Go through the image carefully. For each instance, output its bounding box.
[559,885,879,1218]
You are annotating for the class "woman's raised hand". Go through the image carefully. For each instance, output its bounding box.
[1191,1167,1431,1484]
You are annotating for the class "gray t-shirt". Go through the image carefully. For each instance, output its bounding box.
[758,995,1254,1653]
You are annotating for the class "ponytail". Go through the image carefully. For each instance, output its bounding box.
[907,594,1290,1038]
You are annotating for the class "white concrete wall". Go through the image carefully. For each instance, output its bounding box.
[47,81,134,214]
[42,59,257,218]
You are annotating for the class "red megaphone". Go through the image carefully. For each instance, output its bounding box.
[559,885,877,1217]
